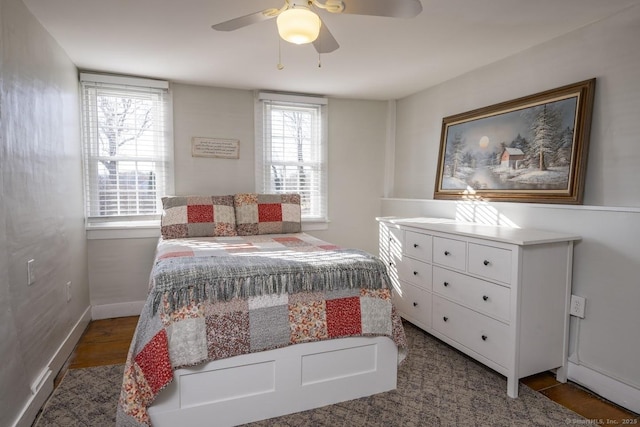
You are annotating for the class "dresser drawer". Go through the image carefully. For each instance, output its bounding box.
[404,231,432,261]
[432,267,510,322]
[392,281,431,329]
[433,236,466,271]
[432,296,509,367]
[468,243,512,284]
[398,257,432,290]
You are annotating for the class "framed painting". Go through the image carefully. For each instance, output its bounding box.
[434,79,595,204]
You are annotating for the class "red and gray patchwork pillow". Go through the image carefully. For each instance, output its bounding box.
[234,193,302,236]
[161,195,237,239]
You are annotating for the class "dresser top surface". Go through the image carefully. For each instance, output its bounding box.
[377,217,581,246]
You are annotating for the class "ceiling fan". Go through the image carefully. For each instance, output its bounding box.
[211,0,423,54]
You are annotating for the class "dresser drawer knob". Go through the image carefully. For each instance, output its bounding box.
[481,335,488,341]
[413,271,418,275]
[444,251,450,256]
[482,295,489,301]
[413,302,418,307]
[413,243,419,248]
[443,316,448,322]
[483,260,490,266]
[443,282,449,287]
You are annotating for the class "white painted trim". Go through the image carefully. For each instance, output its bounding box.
[13,306,91,427]
[13,374,52,427]
[79,72,169,89]
[30,367,51,394]
[384,100,396,198]
[86,221,161,240]
[380,197,640,214]
[568,361,640,414]
[302,221,329,231]
[257,91,328,105]
[92,301,146,319]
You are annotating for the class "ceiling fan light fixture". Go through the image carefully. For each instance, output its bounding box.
[277,6,321,45]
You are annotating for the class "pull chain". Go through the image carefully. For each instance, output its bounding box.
[317,28,322,68]
[277,35,284,70]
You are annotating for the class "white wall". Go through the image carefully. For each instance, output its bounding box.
[316,98,389,251]
[388,5,640,413]
[88,84,389,314]
[0,0,89,425]
[173,85,256,195]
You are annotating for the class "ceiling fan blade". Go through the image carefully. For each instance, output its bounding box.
[313,20,340,54]
[212,9,278,32]
[340,0,422,18]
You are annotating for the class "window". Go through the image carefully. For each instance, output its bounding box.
[255,92,328,223]
[80,73,173,224]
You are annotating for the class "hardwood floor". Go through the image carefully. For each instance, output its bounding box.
[54,316,139,388]
[521,372,639,425]
[68,316,139,369]
[59,316,639,425]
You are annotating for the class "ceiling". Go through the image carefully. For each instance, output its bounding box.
[22,0,640,100]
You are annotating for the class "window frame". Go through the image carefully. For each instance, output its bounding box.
[80,73,174,229]
[255,92,329,228]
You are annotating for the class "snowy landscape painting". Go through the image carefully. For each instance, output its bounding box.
[434,79,595,204]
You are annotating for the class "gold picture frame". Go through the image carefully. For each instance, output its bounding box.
[434,79,595,204]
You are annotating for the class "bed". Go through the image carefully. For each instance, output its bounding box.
[115,194,407,427]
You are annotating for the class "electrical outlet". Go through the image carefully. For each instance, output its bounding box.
[27,259,35,285]
[570,295,585,318]
[66,281,72,302]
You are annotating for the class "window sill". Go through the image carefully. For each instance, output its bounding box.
[86,220,161,240]
[302,220,330,231]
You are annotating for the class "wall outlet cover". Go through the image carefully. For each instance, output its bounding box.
[27,259,35,285]
[570,295,586,318]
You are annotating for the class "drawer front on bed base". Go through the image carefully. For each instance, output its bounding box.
[149,336,398,427]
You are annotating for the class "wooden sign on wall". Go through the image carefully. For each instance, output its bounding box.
[191,137,240,159]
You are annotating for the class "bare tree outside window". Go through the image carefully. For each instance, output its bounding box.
[275,110,311,212]
[96,94,157,216]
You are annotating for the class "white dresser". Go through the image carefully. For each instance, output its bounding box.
[378,217,580,397]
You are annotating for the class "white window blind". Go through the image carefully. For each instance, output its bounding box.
[255,92,328,222]
[80,73,173,223]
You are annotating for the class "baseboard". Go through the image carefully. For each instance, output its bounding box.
[13,306,91,427]
[91,300,145,319]
[568,361,640,414]
[13,370,52,427]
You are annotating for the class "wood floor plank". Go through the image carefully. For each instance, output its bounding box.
[540,383,639,424]
[68,316,138,369]
[521,371,561,391]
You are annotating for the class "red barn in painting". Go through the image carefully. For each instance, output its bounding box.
[500,147,525,169]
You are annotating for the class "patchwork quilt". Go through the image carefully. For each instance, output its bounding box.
[116,233,407,427]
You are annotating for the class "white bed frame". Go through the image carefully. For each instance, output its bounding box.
[148,335,399,426]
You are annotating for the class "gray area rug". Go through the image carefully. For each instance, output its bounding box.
[35,322,584,426]
[34,363,123,426]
